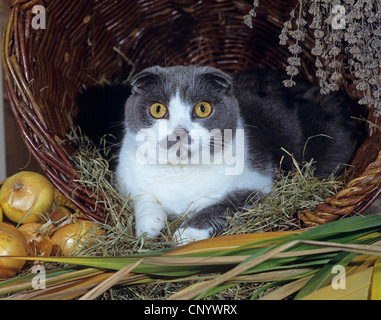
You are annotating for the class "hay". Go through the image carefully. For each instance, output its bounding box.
[97,279,266,300]
[221,157,344,236]
[65,127,344,256]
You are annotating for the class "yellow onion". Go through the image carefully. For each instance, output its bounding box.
[0,222,28,279]
[0,171,54,224]
[49,205,72,223]
[51,218,105,256]
[53,188,78,211]
[18,223,52,256]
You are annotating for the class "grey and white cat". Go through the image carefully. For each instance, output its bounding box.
[115,65,361,245]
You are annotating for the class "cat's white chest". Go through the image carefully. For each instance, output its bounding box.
[116,133,274,216]
[130,163,233,214]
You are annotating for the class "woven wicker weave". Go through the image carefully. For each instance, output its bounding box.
[2,0,381,227]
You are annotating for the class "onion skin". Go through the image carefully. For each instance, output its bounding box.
[18,223,52,256]
[0,171,54,224]
[49,205,72,222]
[0,222,28,279]
[51,219,105,256]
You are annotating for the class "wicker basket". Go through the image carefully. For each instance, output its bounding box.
[2,0,381,227]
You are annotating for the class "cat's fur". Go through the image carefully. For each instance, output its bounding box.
[113,65,362,244]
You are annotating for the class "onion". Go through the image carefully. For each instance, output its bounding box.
[51,218,105,256]
[0,222,28,279]
[0,171,54,224]
[53,188,78,211]
[49,205,72,223]
[18,223,52,256]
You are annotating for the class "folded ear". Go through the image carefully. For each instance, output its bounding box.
[197,68,232,94]
[130,68,161,94]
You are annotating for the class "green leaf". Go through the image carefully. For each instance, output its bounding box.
[194,283,237,300]
[294,251,357,300]
[294,235,381,300]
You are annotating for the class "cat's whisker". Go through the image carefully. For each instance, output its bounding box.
[244,124,259,129]
[103,142,123,148]
[109,122,125,129]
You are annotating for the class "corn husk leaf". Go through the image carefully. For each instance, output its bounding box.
[299,254,381,300]
[300,267,374,300]
[369,257,381,300]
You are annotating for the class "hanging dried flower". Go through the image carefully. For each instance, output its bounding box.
[244,0,381,115]
[328,83,339,92]
[286,65,300,76]
[314,29,325,39]
[283,79,296,87]
[291,29,306,41]
[329,60,342,69]
[329,46,341,57]
[315,58,323,68]
[243,0,260,28]
[331,72,342,82]
[373,88,381,98]
[316,69,328,79]
[287,56,301,66]
[311,42,323,56]
[288,43,303,54]
[359,95,373,105]
[356,81,370,91]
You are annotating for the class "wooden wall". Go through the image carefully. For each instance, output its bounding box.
[1,3,41,179]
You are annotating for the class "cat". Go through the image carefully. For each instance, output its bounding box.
[112,65,363,245]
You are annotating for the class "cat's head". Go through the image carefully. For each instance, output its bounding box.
[124,65,241,165]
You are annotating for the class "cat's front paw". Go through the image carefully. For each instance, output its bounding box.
[136,214,165,238]
[134,195,166,238]
[173,227,213,246]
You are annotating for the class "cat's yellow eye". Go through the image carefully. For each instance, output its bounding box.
[194,102,212,118]
[150,103,168,119]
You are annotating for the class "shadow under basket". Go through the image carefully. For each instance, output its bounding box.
[2,0,381,228]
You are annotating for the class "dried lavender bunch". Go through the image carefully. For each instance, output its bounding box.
[243,0,259,28]
[245,0,381,115]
